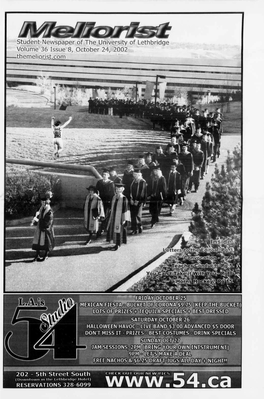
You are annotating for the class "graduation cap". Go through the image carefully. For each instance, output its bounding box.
[86,185,97,193]
[40,191,53,200]
[115,182,125,188]
[45,190,53,199]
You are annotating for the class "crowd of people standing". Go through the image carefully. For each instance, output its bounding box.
[88,97,223,133]
[82,106,222,251]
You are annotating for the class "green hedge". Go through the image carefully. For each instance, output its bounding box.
[5,171,61,219]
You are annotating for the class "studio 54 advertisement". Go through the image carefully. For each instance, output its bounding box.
[4,11,242,389]
[4,294,241,388]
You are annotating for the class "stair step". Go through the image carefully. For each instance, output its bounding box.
[5,233,90,249]
[6,224,87,237]
[5,238,108,261]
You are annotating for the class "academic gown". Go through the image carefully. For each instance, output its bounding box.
[107,194,130,246]
[122,170,134,198]
[84,193,105,233]
[148,175,167,224]
[32,205,55,252]
[129,178,147,231]
[96,179,115,230]
[167,170,182,205]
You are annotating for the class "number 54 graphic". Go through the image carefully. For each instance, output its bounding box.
[5,304,86,361]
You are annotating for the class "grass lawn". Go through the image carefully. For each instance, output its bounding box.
[6,104,153,130]
[6,89,241,173]
[6,89,241,132]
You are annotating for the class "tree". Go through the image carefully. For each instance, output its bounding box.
[189,203,209,240]
[189,146,241,240]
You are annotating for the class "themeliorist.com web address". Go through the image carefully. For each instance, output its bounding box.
[16,53,67,60]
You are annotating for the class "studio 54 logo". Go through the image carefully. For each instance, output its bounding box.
[4,297,86,361]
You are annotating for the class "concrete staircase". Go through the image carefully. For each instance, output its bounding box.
[6,205,172,262]
[5,208,88,261]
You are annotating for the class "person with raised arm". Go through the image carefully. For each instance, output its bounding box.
[51,115,72,159]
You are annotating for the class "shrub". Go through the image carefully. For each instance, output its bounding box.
[190,145,241,240]
[5,170,61,219]
[128,145,241,293]
[128,236,241,293]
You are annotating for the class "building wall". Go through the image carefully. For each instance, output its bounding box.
[58,173,99,209]
[32,170,99,209]
[6,52,241,96]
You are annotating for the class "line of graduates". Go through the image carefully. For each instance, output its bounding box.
[83,115,221,251]
[30,107,222,258]
[88,96,223,134]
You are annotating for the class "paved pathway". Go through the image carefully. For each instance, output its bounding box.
[5,133,240,292]
[6,88,50,108]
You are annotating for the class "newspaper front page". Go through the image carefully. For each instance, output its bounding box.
[2,3,260,395]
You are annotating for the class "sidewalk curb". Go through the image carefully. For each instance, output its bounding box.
[112,231,192,292]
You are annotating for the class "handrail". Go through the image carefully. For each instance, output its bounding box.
[6,158,102,179]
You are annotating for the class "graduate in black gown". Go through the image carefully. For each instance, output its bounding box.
[96,169,115,234]
[107,183,130,251]
[129,168,147,234]
[147,166,167,228]
[31,191,55,261]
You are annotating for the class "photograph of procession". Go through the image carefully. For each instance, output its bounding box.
[5,12,242,293]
